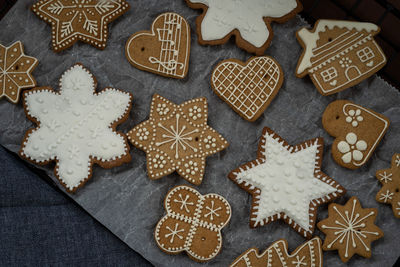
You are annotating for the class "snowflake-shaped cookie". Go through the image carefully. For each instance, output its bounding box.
[317,197,383,262]
[155,185,231,262]
[32,0,130,52]
[185,0,302,54]
[127,94,228,185]
[376,153,400,218]
[0,41,38,104]
[20,64,132,192]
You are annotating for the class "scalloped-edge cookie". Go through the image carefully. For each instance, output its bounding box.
[20,63,132,193]
[155,185,231,262]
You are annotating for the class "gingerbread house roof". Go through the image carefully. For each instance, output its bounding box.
[296,20,380,75]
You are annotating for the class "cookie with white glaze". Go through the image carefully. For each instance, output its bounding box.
[230,237,323,267]
[20,63,132,193]
[296,19,386,95]
[317,196,384,263]
[322,100,389,169]
[155,185,231,262]
[31,0,130,52]
[228,127,346,239]
[127,94,228,185]
[126,12,191,79]
[210,56,283,122]
[185,0,302,55]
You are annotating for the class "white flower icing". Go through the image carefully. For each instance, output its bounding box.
[188,0,299,47]
[21,64,132,191]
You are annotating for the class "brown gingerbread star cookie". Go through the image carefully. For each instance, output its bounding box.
[127,94,228,185]
[228,127,346,238]
[317,196,384,263]
[32,0,130,52]
[376,153,400,218]
[0,41,38,104]
[230,237,323,267]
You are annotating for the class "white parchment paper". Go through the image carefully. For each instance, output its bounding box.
[1,1,399,266]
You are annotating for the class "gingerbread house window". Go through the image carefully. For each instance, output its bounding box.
[320,67,337,82]
[357,47,375,62]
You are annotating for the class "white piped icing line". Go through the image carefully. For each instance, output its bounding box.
[318,197,383,262]
[187,0,300,49]
[20,64,132,192]
[127,94,228,185]
[0,41,38,103]
[32,0,129,52]
[296,20,380,75]
[155,185,231,262]
[230,237,323,267]
[228,127,345,238]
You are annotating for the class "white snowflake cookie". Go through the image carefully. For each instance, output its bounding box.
[20,64,133,192]
[185,0,302,55]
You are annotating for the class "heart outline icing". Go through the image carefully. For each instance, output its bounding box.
[210,56,283,122]
[125,12,191,79]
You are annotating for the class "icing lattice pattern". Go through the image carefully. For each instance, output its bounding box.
[212,57,280,120]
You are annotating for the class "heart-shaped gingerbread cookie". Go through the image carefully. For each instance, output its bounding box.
[211,56,283,122]
[125,12,190,79]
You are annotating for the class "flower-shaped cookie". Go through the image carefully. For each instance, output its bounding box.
[317,197,383,262]
[337,132,368,164]
[376,153,400,218]
[128,94,228,185]
[1,41,38,104]
[20,64,132,192]
[155,185,231,262]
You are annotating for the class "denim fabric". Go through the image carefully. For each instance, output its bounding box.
[0,145,151,267]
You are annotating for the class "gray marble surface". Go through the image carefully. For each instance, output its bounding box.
[1,1,400,266]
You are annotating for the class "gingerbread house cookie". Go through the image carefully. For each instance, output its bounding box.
[296,20,386,96]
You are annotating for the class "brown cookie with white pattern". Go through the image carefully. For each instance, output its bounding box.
[322,100,389,169]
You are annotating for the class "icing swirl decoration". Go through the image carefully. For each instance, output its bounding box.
[20,64,132,192]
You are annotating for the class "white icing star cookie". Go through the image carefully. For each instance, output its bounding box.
[20,64,133,192]
[186,0,302,54]
[228,127,346,238]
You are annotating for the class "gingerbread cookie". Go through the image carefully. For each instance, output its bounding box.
[32,0,130,52]
[322,100,389,169]
[20,64,132,193]
[317,196,384,263]
[210,56,283,122]
[375,153,400,218]
[127,94,228,185]
[0,41,38,104]
[230,237,323,267]
[126,12,190,79]
[155,185,231,262]
[296,19,386,96]
[228,127,345,238]
[185,0,302,55]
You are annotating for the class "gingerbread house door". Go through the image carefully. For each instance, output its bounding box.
[345,65,362,81]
